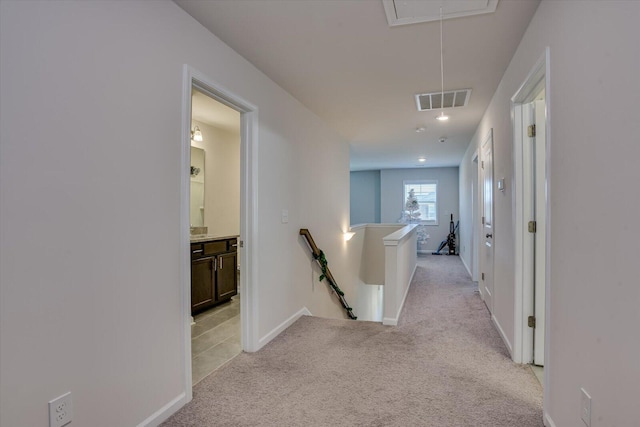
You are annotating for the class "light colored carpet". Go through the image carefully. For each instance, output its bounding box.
[163,255,543,426]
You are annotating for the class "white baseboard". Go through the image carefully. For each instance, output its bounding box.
[137,392,187,427]
[460,255,472,278]
[543,411,557,427]
[257,307,312,348]
[491,314,513,357]
[138,307,314,425]
[382,264,417,326]
[417,248,439,254]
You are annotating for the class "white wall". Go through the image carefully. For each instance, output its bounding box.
[191,119,240,238]
[0,1,349,426]
[189,146,206,226]
[458,1,640,425]
[382,225,417,326]
[350,170,381,224]
[380,167,459,251]
[361,224,403,285]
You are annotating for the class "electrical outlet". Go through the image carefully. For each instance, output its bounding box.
[49,392,73,427]
[581,388,591,426]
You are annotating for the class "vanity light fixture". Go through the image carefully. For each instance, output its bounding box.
[343,231,356,241]
[191,126,203,142]
[418,157,426,162]
[436,7,450,123]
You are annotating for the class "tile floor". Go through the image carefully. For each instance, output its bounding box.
[192,296,241,385]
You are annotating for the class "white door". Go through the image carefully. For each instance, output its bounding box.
[481,130,494,313]
[533,99,546,365]
[523,97,547,365]
[472,155,479,281]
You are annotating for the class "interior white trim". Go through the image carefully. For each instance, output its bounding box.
[471,150,480,282]
[510,47,552,422]
[180,66,194,404]
[382,263,417,326]
[258,307,312,347]
[460,254,472,278]
[136,392,187,427]
[543,411,557,427]
[511,48,550,364]
[180,65,260,412]
[491,314,513,357]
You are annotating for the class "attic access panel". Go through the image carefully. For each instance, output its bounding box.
[383,0,499,26]
[415,89,472,111]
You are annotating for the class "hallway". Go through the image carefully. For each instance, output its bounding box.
[164,255,542,426]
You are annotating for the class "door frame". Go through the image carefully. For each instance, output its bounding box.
[480,129,494,313]
[510,48,550,369]
[471,152,479,282]
[180,65,260,400]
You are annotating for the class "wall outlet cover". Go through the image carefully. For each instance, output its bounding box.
[49,391,73,427]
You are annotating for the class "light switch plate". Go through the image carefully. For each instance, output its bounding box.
[281,209,289,224]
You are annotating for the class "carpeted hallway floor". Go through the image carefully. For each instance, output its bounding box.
[163,255,543,426]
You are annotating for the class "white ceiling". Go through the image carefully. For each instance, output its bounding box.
[175,0,540,170]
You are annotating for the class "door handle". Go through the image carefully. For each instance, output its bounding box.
[486,233,493,238]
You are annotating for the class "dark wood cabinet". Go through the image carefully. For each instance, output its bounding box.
[191,257,215,312]
[190,237,238,315]
[216,252,238,301]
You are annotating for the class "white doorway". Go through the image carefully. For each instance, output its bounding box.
[180,66,259,399]
[471,153,479,282]
[189,87,242,385]
[480,129,494,313]
[511,49,550,377]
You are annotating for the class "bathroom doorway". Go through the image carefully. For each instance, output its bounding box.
[189,87,242,385]
[181,66,259,396]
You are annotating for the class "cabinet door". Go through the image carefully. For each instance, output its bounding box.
[191,257,215,313]
[216,252,237,301]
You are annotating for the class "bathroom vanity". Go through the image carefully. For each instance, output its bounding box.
[190,235,238,315]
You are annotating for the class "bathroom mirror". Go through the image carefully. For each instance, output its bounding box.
[190,146,205,227]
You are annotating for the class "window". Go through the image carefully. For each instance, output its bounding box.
[403,180,438,225]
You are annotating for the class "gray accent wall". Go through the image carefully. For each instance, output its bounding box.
[350,170,381,224]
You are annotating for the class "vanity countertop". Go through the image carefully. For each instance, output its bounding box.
[190,234,239,243]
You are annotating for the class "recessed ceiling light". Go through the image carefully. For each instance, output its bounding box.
[436,112,449,121]
[418,157,426,162]
[416,127,426,133]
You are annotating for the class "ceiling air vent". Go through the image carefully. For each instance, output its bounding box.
[383,0,499,27]
[415,89,472,112]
